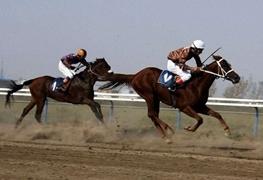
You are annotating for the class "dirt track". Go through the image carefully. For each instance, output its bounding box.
[1,139,263,179]
[0,122,262,180]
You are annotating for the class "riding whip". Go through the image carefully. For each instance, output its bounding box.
[202,47,222,64]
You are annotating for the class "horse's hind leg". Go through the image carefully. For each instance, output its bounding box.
[152,99,175,135]
[143,95,174,138]
[34,99,46,123]
[181,106,203,132]
[16,100,36,128]
[197,105,231,136]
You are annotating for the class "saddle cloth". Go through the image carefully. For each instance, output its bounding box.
[51,77,64,91]
[158,70,175,88]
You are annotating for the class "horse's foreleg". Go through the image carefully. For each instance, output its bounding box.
[84,99,104,123]
[181,106,203,132]
[16,100,36,128]
[94,101,103,121]
[197,105,231,136]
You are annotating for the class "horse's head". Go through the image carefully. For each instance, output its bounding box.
[88,58,113,77]
[204,55,240,84]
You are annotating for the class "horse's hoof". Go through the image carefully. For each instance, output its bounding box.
[184,126,193,132]
[15,122,20,129]
[164,138,173,144]
[224,129,231,136]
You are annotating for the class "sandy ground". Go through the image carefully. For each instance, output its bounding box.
[0,121,263,180]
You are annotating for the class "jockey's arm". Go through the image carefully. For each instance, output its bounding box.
[79,59,90,67]
[193,55,203,67]
[182,64,194,71]
[62,59,72,69]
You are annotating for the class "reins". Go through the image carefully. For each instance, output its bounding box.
[88,64,103,77]
[74,61,100,76]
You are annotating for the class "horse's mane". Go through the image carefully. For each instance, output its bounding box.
[180,55,223,87]
[75,58,107,78]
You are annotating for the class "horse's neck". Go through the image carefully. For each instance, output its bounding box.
[75,70,96,86]
[199,73,216,91]
[192,65,217,93]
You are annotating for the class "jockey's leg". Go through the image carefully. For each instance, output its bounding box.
[175,77,184,85]
[58,60,75,91]
[167,60,191,86]
[61,77,71,91]
[176,70,191,85]
[63,77,70,83]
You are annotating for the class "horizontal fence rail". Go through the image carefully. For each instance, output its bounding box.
[0,88,262,136]
[1,88,263,107]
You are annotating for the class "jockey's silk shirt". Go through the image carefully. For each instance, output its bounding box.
[167,47,202,70]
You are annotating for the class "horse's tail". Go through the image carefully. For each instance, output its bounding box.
[99,74,134,90]
[5,79,33,107]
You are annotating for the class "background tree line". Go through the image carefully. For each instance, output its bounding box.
[209,76,263,99]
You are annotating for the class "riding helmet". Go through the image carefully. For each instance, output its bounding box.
[191,40,205,49]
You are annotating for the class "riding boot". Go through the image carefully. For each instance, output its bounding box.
[168,77,183,92]
[60,77,71,92]
[176,77,184,86]
[60,81,70,92]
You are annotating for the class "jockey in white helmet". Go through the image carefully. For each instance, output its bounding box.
[167,40,205,86]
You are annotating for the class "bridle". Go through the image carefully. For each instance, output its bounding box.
[87,61,113,79]
[74,61,102,77]
[201,58,234,79]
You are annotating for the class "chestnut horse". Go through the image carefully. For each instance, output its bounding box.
[99,55,240,139]
[6,58,113,127]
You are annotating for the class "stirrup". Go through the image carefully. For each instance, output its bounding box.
[58,82,69,92]
[168,86,176,92]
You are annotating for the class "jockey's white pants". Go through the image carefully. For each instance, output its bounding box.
[167,60,191,82]
[58,61,75,79]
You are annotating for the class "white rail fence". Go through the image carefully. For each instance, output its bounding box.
[0,88,262,136]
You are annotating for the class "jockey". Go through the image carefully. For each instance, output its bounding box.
[167,40,204,86]
[58,48,90,91]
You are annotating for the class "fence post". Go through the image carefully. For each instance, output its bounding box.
[109,100,114,122]
[253,107,259,136]
[176,109,181,129]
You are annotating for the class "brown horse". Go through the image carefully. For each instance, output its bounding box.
[99,55,240,139]
[6,58,113,127]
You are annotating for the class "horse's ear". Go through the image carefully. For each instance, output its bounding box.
[213,55,222,61]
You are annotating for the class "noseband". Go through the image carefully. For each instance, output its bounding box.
[201,58,234,79]
[88,61,112,80]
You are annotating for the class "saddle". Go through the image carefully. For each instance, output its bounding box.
[158,70,178,91]
[158,70,177,106]
[51,77,71,92]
